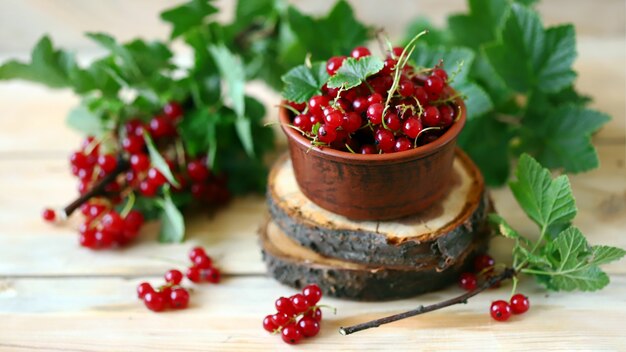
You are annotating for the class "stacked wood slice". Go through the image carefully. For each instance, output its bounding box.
[260,149,492,301]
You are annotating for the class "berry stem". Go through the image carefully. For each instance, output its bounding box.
[339,267,516,336]
[63,156,130,217]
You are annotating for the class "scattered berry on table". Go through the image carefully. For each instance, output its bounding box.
[510,294,530,315]
[490,300,512,322]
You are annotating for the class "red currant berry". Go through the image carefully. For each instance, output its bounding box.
[189,246,206,262]
[275,297,296,316]
[432,68,448,82]
[360,144,377,154]
[381,58,397,75]
[125,119,144,137]
[342,112,362,133]
[143,291,167,312]
[414,86,428,105]
[324,111,343,129]
[187,160,210,182]
[137,282,154,299]
[149,116,175,138]
[510,294,530,314]
[302,284,322,305]
[169,287,190,309]
[101,211,124,235]
[271,312,290,327]
[326,56,346,75]
[293,114,313,133]
[374,128,395,153]
[474,254,496,273]
[70,151,89,168]
[94,229,114,249]
[424,75,445,96]
[394,137,412,152]
[290,294,310,314]
[317,125,337,144]
[186,266,201,283]
[130,154,150,173]
[124,210,144,233]
[308,95,330,117]
[202,267,221,283]
[263,315,278,333]
[384,113,401,131]
[398,80,414,97]
[297,316,320,337]
[305,307,322,322]
[352,96,368,113]
[79,228,97,248]
[122,136,145,154]
[402,117,423,139]
[97,154,117,173]
[193,254,213,269]
[351,46,371,59]
[281,324,303,345]
[288,101,306,112]
[459,272,478,291]
[391,46,404,58]
[490,300,512,322]
[42,208,56,222]
[165,269,183,285]
[147,168,166,186]
[139,180,158,197]
[163,101,183,121]
[366,103,384,125]
[367,93,383,105]
[439,104,455,127]
[422,106,441,127]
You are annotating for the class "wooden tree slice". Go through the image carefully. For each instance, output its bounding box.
[260,220,489,301]
[267,149,489,270]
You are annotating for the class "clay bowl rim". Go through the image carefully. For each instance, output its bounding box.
[279,95,466,165]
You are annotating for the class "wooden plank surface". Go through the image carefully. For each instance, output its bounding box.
[0,0,625,351]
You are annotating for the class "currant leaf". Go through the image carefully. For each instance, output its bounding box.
[157,186,186,243]
[281,61,329,103]
[327,56,383,89]
[509,154,577,231]
[160,0,219,39]
[66,103,106,136]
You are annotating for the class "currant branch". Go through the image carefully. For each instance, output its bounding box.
[339,267,517,336]
[63,155,130,217]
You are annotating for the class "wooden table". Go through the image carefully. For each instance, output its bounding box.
[1,1,625,350]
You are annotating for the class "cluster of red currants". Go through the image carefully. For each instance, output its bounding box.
[42,101,231,249]
[287,46,458,154]
[262,284,324,344]
[458,254,530,322]
[136,246,220,312]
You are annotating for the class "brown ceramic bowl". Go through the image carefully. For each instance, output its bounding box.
[279,97,466,221]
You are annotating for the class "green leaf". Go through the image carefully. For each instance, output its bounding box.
[447,0,509,49]
[455,81,493,118]
[157,187,185,243]
[536,227,624,291]
[483,4,577,93]
[66,103,105,136]
[86,33,140,78]
[160,0,218,39]
[143,132,180,188]
[489,213,529,243]
[509,154,577,231]
[327,56,383,89]
[281,61,329,103]
[520,105,610,173]
[458,114,511,186]
[411,45,475,83]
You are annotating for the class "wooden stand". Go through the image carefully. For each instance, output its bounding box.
[261,150,491,301]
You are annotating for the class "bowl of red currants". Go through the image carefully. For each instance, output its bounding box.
[279,44,466,220]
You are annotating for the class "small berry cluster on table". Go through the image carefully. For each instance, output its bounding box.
[286,46,459,154]
[137,246,220,312]
[459,254,530,322]
[42,101,231,249]
[263,284,326,344]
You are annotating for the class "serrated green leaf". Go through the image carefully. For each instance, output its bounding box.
[458,114,511,186]
[509,154,577,231]
[143,132,180,188]
[447,0,509,49]
[590,246,626,266]
[484,4,577,93]
[520,105,610,173]
[489,213,528,243]
[86,32,140,78]
[160,0,218,39]
[157,187,185,243]
[327,56,383,89]
[281,61,329,103]
[66,103,105,136]
[455,81,493,118]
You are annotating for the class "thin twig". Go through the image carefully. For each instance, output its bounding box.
[63,156,130,216]
[339,267,517,336]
